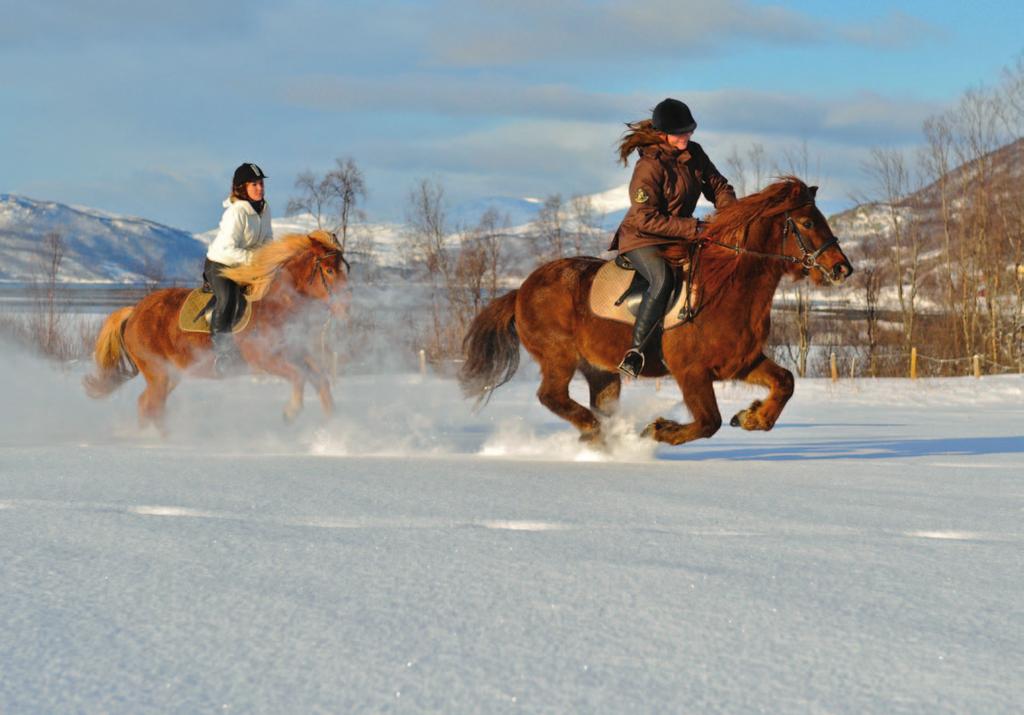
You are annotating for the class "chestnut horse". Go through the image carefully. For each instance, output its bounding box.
[84,230,349,430]
[459,178,853,445]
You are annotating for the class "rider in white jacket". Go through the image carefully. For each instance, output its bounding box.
[204,162,273,375]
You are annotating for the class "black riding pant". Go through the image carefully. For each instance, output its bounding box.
[623,246,674,349]
[204,259,241,335]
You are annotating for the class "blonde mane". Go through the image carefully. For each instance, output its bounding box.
[221,230,339,301]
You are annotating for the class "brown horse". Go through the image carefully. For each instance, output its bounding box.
[459,177,853,446]
[84,230,349,430]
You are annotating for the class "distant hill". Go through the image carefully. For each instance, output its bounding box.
[829,136,1024,290]
[0,194,208,284]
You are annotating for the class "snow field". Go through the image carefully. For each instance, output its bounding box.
[1,343,1021,713]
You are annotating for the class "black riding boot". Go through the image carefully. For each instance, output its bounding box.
[205,259,243,377]
[210,330,242,377]
[617,247,673,378]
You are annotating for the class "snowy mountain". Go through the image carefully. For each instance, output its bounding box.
[0,174,887,286]
[0,194,207,284]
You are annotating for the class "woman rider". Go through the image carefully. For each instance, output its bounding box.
[204,162,273,375]
[610,98,737,378]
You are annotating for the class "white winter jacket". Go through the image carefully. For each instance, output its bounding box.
[206,198,274,266]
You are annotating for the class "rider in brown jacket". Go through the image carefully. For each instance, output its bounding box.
[610,98,737,377]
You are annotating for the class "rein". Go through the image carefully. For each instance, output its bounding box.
[701,204,839,276]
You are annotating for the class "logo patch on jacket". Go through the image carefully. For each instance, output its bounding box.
[633,187,649,204]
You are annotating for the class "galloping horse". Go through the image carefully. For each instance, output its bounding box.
[459,178,853,445]
[84,230,349,429]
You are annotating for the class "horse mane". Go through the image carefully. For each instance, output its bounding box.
[696,176,814,299]
[221,230,339,301]
[617,119,664,166]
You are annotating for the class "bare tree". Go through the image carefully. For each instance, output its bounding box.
[776,138,820,185]
[287,157,368,252]
[855,235,890,376]
[922,114,960,358]
[33,231,66,357]
[531,193,566,262]
[287,171,333,229]
[569,194,605,255]
[863,147,921,354]
[724,146,748,197]
[402,178,450,283]
[325,157,367,251]
[748,143,768,192]
[471,207,510,298]
[723,142,768,197]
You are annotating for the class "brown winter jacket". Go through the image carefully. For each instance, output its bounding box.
[610,135,736,253]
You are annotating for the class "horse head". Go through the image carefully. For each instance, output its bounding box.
[772,182,854,286]
[289,230,350,320]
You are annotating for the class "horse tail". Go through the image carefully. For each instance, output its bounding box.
[458,290,520,406]
[83,306,139,399]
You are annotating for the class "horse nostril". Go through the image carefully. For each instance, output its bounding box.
[834,262,853,280]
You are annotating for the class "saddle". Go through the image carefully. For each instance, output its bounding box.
[177,286,253,334]
[588,249,702,331]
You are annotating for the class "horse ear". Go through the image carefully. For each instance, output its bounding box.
[809,185,819,199]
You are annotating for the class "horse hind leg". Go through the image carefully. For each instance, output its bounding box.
[136,362,172,434]
[536,357,602,443]
[580,362,621,418]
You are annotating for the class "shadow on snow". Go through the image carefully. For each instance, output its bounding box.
[661,435,1024,462]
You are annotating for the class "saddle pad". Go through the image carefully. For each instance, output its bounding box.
[177,289,253,334]
[588,260,695,331]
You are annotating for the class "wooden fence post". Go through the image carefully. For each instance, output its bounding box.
[849,357,857,379]
[910,347,917,380]
[419,349,427,376]
[830,352,838,382]
[973,354,981,379]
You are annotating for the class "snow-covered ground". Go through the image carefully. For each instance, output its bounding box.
[1,343,1021,713]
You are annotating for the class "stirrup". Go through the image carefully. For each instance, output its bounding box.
[213,351,241,377]
[617,349,645,379]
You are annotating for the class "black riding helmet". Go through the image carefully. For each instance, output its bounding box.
[232,162,267,187]
[652,98,697,135]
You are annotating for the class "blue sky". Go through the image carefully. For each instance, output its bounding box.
[1,0,1022,232]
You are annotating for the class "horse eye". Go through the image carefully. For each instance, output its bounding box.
[802,220,814,229]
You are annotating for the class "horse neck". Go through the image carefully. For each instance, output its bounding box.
[709,218,787,337]
[256,266,304,313]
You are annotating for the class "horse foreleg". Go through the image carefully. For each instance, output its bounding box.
[580,362,621,418]
[303,354,335,418]
[730,355,794,431]
[642,370,722,445]
[249,354,307,422]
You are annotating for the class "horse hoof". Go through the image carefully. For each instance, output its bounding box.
[730,414,741,427]
[640,422,657,439]
[579,429,603,446]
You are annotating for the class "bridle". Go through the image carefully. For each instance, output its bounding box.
[702,202,841,278]
[308,250,350,295]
